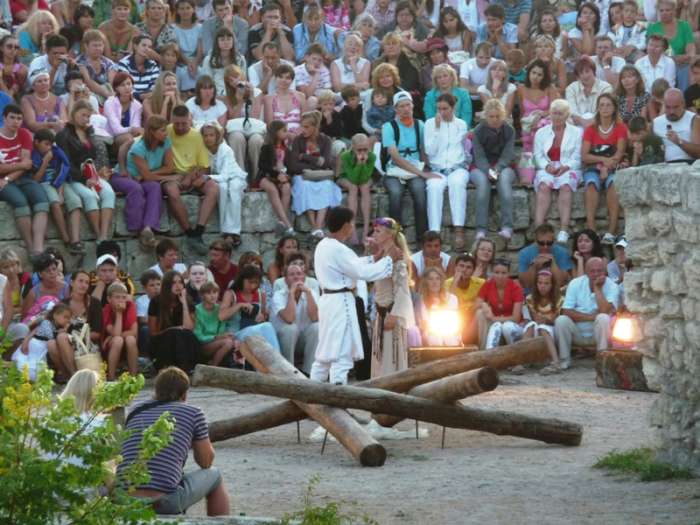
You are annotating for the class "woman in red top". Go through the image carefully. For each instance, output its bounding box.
[581,93,628,245]
[476,258,524,350]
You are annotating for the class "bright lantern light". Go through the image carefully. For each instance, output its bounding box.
[427,309,460,336]
[611,314,642,347]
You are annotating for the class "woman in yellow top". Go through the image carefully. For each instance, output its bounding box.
[444,253,484,345]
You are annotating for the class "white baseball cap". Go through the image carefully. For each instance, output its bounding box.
[392,91,413,107]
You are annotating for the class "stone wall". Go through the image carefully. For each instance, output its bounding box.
[0,184,616,284]
[617,161,700,474]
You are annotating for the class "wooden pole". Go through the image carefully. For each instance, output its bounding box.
[236,337,387,467]
[193,365,582,446]
[209,337,550,442]
[373,367,498,427]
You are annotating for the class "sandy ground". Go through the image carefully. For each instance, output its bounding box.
[131,359,700,525]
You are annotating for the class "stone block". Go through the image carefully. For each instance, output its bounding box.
[660,296,683,319]
[648,168,683,206]
[595,349,650,392]
[627,240,660,266]
[649,270,668,293]
[642,357,662,392]
[646,209,672,237]
[683,174,700,211]
[681,298,695,321]
[241,192,277,232]
[682,254,700,294]
[672,210,700,243]
[616,166,650,207]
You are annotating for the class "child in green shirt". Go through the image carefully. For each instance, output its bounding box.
[335,133,377,244]
[194,282,239,366]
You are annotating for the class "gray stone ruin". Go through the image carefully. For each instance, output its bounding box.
[617,161,700,474]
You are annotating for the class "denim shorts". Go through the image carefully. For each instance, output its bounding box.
[583,169,615,191]
[152,468,222,515]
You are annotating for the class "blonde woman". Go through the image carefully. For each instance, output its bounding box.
[370,217,416,377]
[201,122,248,247]
[415,267,460,347]
[17,10,60,63]
[142,71,183,122]
[330,32,371,92]
[477,59,517,121]
[60,369,100,415]
[423,63,472,124]
[360,62,402,137]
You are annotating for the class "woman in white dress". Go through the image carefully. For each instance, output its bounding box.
[532,98,583,242]
[370,217,416,378]
[287,111,342,239]
[200,122,248,247]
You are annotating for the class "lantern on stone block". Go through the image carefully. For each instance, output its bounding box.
[611,310,642,349]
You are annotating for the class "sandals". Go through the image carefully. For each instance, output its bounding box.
[66,241,86,255]
[223,234,242,248]
[139,228,158,250]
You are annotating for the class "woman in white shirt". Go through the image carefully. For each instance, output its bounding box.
[201,122,248,246]
[184,75,228,128]
[532,98,583,243]
[424,92,471,250]
[330,32,370,93]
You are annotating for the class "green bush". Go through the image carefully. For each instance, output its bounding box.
[0,365,174,525]
[594,448,695,482]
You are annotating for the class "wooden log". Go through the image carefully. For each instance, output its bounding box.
[236,337,387,467]
[210,337,550,442]
[595,348,650,392]
[193,365,582,446]
[407,345,478,367]
[373,367,499,427]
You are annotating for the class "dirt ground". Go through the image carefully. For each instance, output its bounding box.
[132,358,700,525]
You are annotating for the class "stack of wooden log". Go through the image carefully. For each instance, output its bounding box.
[192,336,583,467]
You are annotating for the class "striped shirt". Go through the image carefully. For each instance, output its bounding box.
[117,55,161,100]
[118,401,208,493]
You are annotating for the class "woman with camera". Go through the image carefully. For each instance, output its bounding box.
[222,64,265,181]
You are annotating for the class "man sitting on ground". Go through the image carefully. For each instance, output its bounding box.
[410,231,453,286]
[518,223,572,294]
[150,239,187,277]
[445,253,484,344]
[90,241,137,305]
[271,263,320,374]
[554,257,619,370]
[166,105,220,255]
[208,240,238,298]
[119,366,230,516]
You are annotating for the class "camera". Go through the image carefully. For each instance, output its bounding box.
[237,82,246,89]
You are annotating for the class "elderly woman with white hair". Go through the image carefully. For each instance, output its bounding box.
[331,32,371,93]
[200,121,247,247]
[532,98,583,244]
[338,11,382,62]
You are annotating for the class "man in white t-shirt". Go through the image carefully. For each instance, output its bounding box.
[410,231,453,284]
[635,34,676,93]
[271,264,320,374]
[652,89,700,163]
[247,42,296,95]
[459,43,494,100]
[591,35,625,88]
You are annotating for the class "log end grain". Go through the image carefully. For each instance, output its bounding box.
[359,443,388,467]
[476,367,499,392]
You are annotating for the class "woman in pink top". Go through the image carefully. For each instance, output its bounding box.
[263,64,307,137]
[103,72,143,173]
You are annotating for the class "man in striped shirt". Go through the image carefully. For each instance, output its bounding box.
[117,35,161,101]
[118,367,230,516]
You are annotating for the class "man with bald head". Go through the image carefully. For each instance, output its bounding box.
[652,88,700,164]
[554,257,619,370]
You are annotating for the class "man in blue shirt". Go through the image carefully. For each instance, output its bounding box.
[475,4,518,59]
[492,0,532,42]
[381,91,434,240]
[554,258,619,370]
[518,223,573,294]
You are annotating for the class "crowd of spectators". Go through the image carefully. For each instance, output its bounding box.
[0,0,697,514]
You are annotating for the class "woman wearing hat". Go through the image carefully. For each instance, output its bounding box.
[200,121,248,248]
[21,68,67,133]
[369,216,415,378]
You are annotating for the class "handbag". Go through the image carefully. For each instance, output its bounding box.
[226,117,266,137]
[302,169,335,181]
[385,161,424,181]
[71,321,103,372]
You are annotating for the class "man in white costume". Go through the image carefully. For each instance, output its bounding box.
[309,206,396,385]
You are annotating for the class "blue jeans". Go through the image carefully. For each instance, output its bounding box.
[383,175,427,238]
[470,167,516,230]
[0,175,50,217]
[152,468,222,515]
[583,169,615,191]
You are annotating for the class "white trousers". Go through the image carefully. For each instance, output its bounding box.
[426,168,470,231]
[554,314,611,369]
[485,321,523,350]
[309,356,354,385]
[215,177,247,235]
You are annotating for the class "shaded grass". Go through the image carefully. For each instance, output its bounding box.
[594,448,695,482]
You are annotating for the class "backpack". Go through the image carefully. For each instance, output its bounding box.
[380,120,422,171]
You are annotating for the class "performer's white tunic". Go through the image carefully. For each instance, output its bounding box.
[314,238,393,363]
